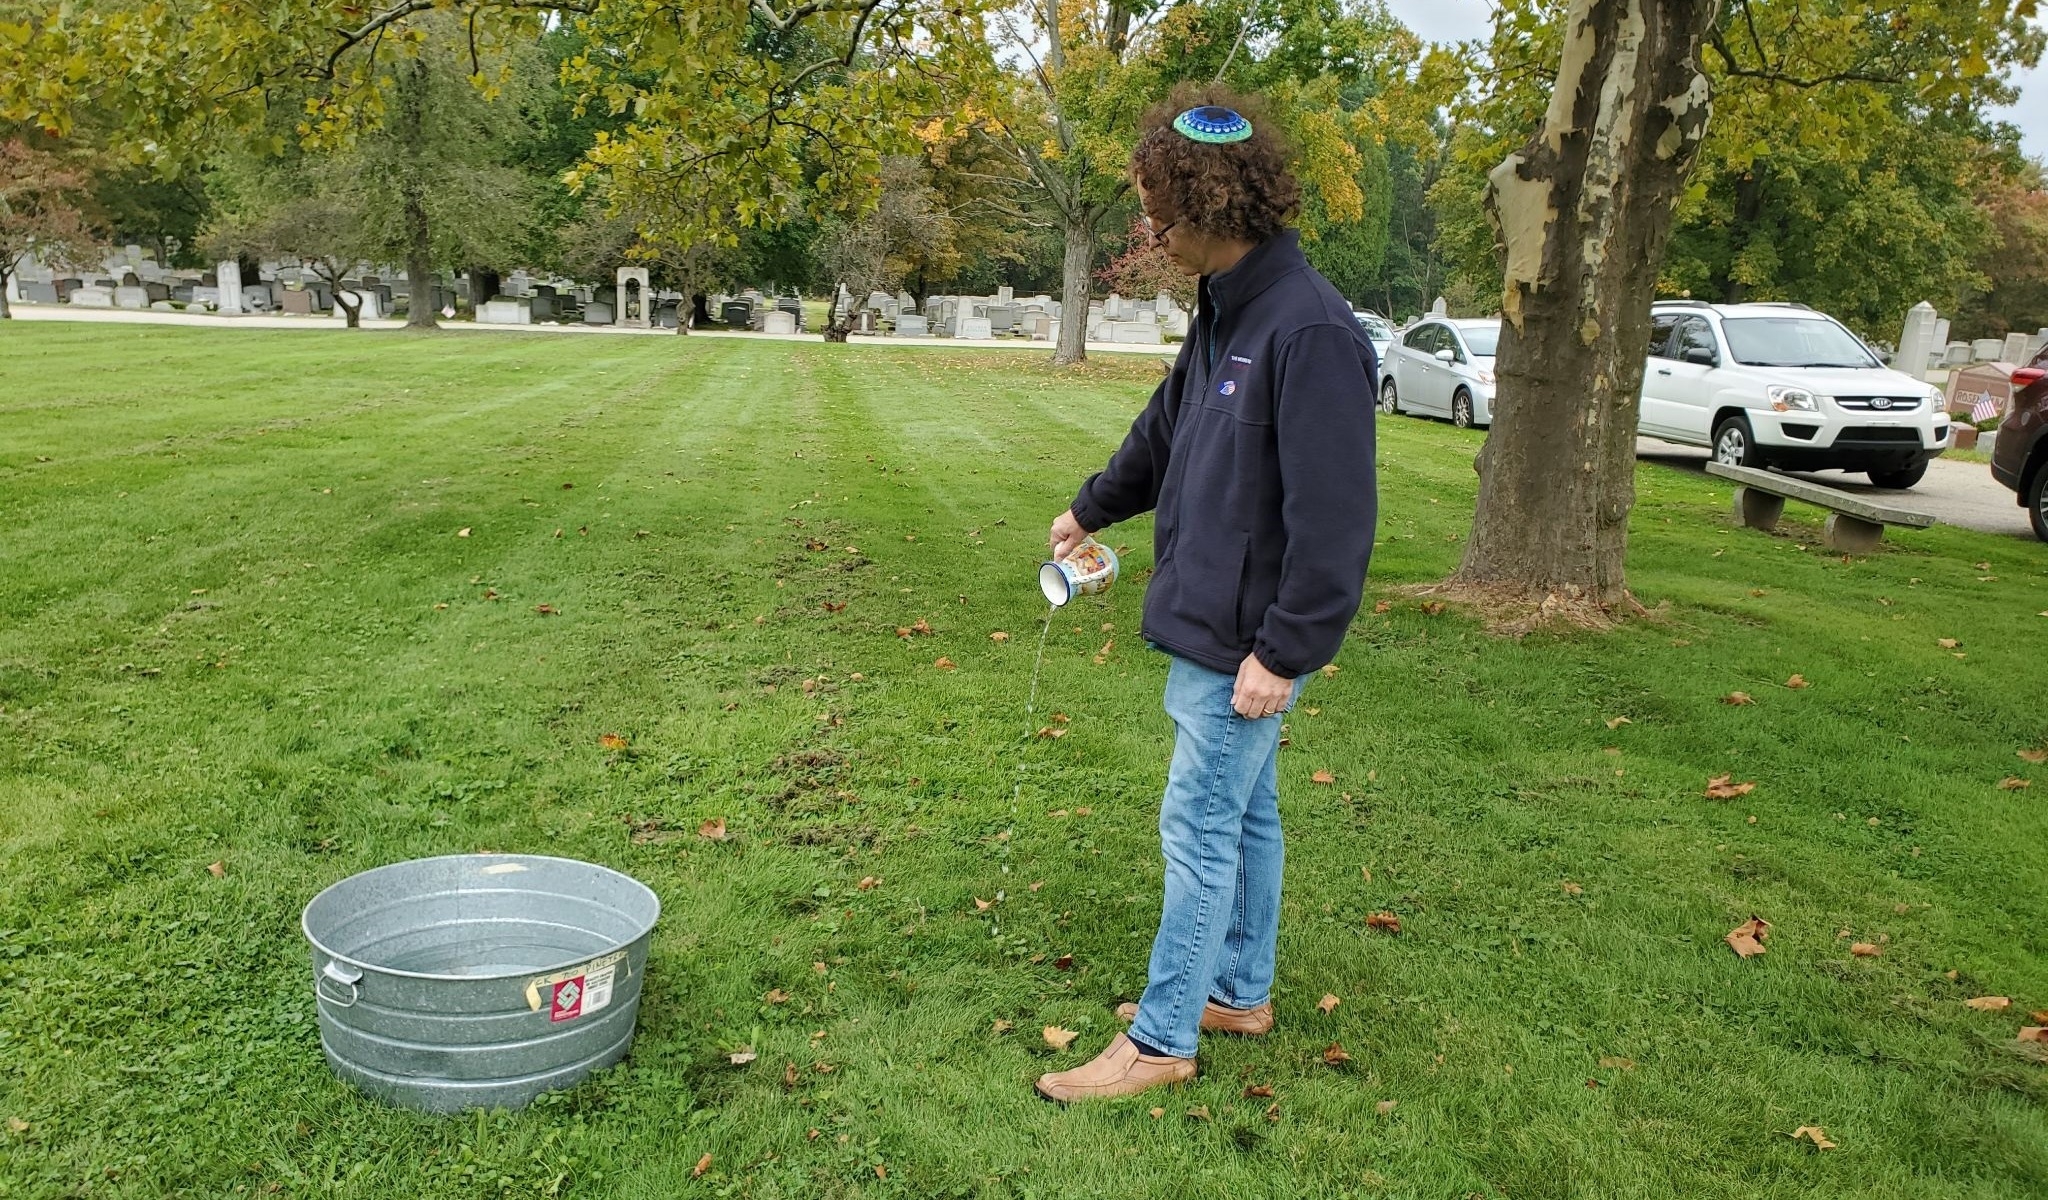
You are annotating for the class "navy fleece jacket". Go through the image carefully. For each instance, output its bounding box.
[1070,230,1377,679]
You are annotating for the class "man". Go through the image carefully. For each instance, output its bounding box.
[1036,90,1378,1103]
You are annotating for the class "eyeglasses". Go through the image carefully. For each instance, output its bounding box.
[1141,214,1177,246]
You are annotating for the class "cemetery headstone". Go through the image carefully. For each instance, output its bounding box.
[216,261,244,314]
[477,297,530,324]
[69,285,114,308]
[763,310,797,335]
[722,300,752,329]
[2002,332,2030,364]
[1972,338,2003,362]
[1895,301,1938,379]
[1430,296,1448,316]
[22,282,58,304]
[280,288,318,316]
[616,267,651,329]
[895,314,928,337]
[585,301,615,325]
[959,316,993,339]
[113,286,149,309]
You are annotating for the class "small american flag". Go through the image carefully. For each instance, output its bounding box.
[1970,392,2000,424]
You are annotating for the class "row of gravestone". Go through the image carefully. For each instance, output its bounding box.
[1893,302,2047,380]
[827,286,1188,344]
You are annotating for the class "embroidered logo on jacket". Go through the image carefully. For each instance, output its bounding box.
[1218,380,1238,396]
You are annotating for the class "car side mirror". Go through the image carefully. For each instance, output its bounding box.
[1434,348,1456,363]
[1683,347,1717,366]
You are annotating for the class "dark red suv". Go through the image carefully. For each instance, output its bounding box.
[1991,355,2048,541]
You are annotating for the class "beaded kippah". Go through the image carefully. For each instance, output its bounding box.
[1172,106,1253,144]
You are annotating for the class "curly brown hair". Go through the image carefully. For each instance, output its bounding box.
[1129,85,1300,244]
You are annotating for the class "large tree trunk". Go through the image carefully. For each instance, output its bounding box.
[0,271,12,320]
[1453,0,1716,611]
[1054,214,1095,365]
[399,58,438,330]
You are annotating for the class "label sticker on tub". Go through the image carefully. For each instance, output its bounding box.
[525,950,628,1017]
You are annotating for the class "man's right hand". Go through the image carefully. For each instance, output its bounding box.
[1049,509,1092,560]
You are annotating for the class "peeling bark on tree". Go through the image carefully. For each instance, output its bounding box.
[1454,0,1717,612]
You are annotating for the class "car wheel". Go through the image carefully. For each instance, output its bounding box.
[1379,378,1400,414]
[2029,464,2048,543]
[1712,414,1761,468]
[1452,390,1475,429]
[1867,462,1928,489]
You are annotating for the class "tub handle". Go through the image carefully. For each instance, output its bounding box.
[319,961,362,1009]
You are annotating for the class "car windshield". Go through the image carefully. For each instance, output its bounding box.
[1459,325,1501,357]
[1355,314,1391,339]
[1720,317,1879,368]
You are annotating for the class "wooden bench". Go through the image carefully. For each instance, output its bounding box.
[1704,461,1937,553]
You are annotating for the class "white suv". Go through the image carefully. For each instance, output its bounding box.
[1640,301,1952,488]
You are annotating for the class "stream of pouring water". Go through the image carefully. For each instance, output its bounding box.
[1002,604,1058,874]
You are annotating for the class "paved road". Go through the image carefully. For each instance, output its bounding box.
[4,303,1178,357]
[1636,437,2036,541]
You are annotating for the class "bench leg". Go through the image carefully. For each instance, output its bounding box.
[1824,513,1884,553]
[1732,486,1785,531]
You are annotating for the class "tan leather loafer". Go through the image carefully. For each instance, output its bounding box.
[1034,1033,1195,1103]
[1115,999,1275,1037]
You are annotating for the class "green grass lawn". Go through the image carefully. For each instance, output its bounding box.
[2,323,2046,1199]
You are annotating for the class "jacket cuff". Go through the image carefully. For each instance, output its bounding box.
[1251,641,1306,681]
[1069,486,1109,535]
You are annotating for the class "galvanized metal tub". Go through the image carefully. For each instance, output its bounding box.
[302,853,660,1114]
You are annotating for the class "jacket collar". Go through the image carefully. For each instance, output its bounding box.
[1199,229,1307,319]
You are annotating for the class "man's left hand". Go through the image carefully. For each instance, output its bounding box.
[1232,653,1294,720]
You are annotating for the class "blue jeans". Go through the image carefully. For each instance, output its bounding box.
[1128,656,1304,1059]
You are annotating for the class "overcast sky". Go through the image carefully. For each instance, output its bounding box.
[1379,0,2048,160]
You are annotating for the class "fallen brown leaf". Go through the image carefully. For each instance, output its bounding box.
[1366,912,1402,934]
[822,600,847,612]
[1726,916,1771,958]
[764,988,790,1005]
[457,527,471,538]
[895,626,912,638]
[206,861,225,879]
[1185,1105,1212,1122]
[1321,664,1340,678]
[990,631,1010,642]
[1791,1126,1836,1151]
[599,733,629,751]
[1373,600,1392,614]
[1318,993,1341,1014]
[4,1117,25,1133]
[1029,880,1044,892]
[1937,637,1960,649]
[534,604,559,616]
[1053,955,1075,971]
[1723,691,1755,706]
[856,876,878,891]
[1265,1101,1282,1123]
[1312,769,1336,785]
[2018,1027,2048,1044]
[1324,1043,1352,1066]
[698,817,728,841]
[912,619,932,635]
[783,1061,799,1088]
[1997,777,2031,791]
[1562,881,1584,896]
[1420,601,1446,616]
[1149,1107,1166,1119]
[812,1062,836,1074]
[2032,1010,2048,1024]
[973,897,992,911]
[1706,774,1757,800]
[1965,996,2012,1012]
[934,656,957,671]
[1243,1084,1275,1098]
[1035,726,1067,739]
[1375,1099,1397,1115]
[1043,1026,1079,1050]
[1785,674,1809,689]
[2019,749,2048,765]
[1606,716,1632,730]
[729,1048,757,1065]
[1850,943,1881,958]
[1598,1056,1635,1070]
[693,1153,712,1178]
